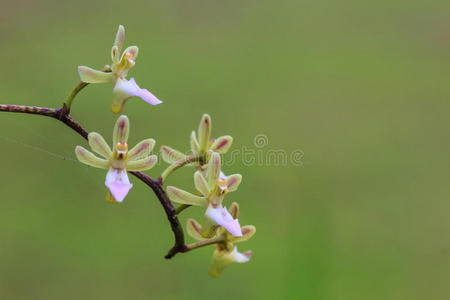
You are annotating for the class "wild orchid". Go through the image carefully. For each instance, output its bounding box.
[1,24,255,278]
[160,114,233,170]
[186,202,256,277]
[167,152,243,237]
[78,25,162,113]
[75,115,157,203]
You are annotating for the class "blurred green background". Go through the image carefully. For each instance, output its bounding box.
[1,0,450,299]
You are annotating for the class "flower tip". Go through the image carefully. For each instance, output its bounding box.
[118,114,129,123]
[111,104,123,114]
[244,250,253,259]
[228,219,243,237]
[129,78,163,106]
[105,181,133,203]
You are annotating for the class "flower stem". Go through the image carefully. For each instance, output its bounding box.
[64,66,111,112]
[184,236,226,252]
[160,153,205,183]
[65,81,89,112]
[175,204,191,215]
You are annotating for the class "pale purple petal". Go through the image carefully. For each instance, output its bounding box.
[105,169,133,203]
[205,205,243,237]
[229,247,252,263]
[129,78,162,105]
[112,78,162,113]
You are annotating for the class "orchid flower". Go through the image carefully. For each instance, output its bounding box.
[186,202,256,277]
[167,152,242,237]
[75,115,157,203]
[160,114,233,168]
[78,25,162,113]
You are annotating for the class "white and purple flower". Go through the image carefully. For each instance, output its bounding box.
[186,202,256,277]
[160,114,233,168]
[77,25,162,113]
[75,115,157,203]
[167,152,243,237]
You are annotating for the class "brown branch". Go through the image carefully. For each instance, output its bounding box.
[0,103,187,259]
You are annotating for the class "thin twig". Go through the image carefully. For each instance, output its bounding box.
[64,66,112,112]
[0,103,189,259]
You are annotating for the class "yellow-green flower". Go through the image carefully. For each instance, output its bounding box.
[78,25,162,113]
[75,115,157,203]
[160,114,233,167]
[167,152,242,237]
[186,202,256,277]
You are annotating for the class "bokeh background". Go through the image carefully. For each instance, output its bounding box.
[1,0,450,299]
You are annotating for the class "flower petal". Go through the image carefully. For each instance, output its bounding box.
[88,132,112,158]
[208,247,251,278]
[121,46,139,61]
[111,46,120,64]
[198,114,211,152]
[111,78,162,114]
[186,218,204,241]
[113,25,125,54]
[127,155,157,171]
[78,66,114,84]
[210,135,233,154]
[130,78,162,105]
[105,169,133,203]
[205,205,242,237]
[167,186,208,207]
[190,131,200,154]
[113,115,130,145]
[226,174,242,192]
[228,202,239,219]
[194,171,209,196]
[232,225,256,243]
[207,152,221,190]
[75,146,109,169]
[128,139,155,160]
[160,146,186,164]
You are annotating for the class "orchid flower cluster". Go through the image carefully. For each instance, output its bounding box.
[73,25,255,277]
[0,25,255,278]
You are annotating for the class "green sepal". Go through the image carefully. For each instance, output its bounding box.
[194,171,210,196]
[78,66,114,84]
[190,131,200,154]
[231,225,256,243]
[186,218,204,241]
[88,132,112,159]
[198,114,211,152]
[210,135,233,154]
[167,186,208,207]
[113,115,130,145]
[160,146,186,164]
[128,139,155,161]
[75,146,109,169]
[127,155,157,171]
[228,202,239,219]
[226,174,242,192]
[207,152,221,190]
